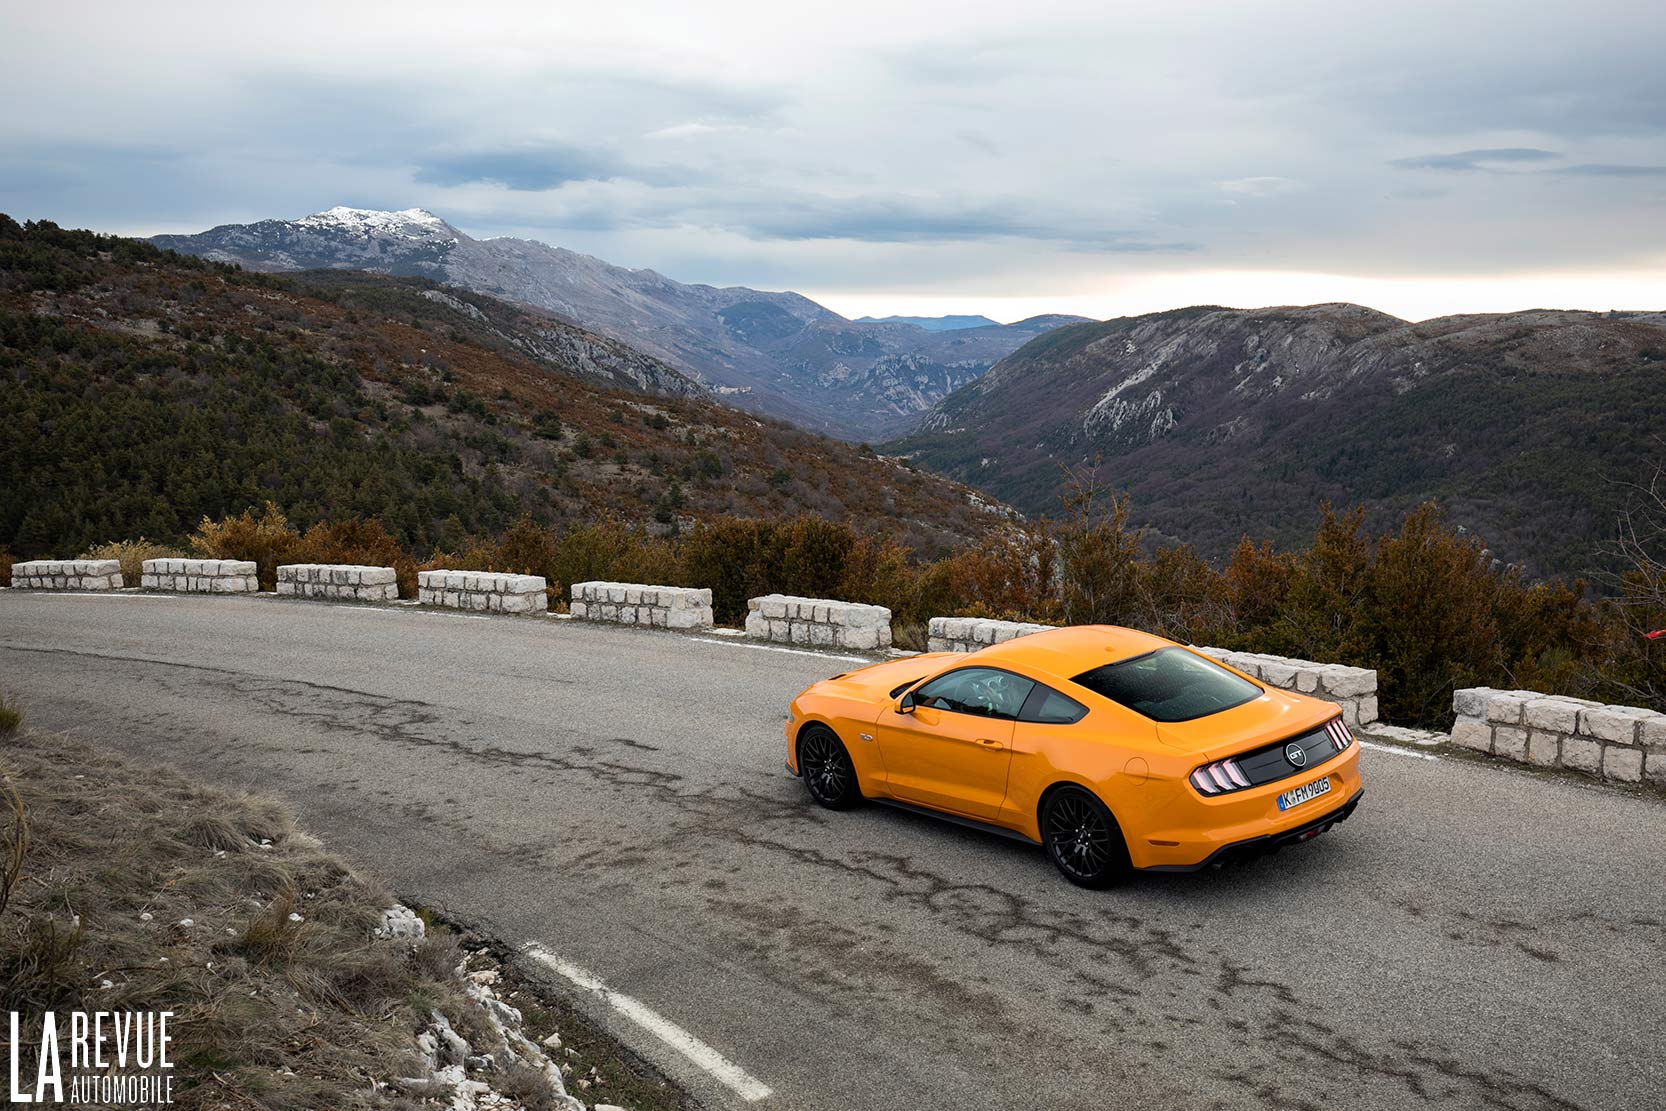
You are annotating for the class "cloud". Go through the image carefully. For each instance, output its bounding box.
[1217,176,1307,196]
[5,0,1666,308]
[1388,148,1562,172]
[730,194,1194,250]
[645,121,761,140]
[413,145,692,190]
[1550,162,1666,177]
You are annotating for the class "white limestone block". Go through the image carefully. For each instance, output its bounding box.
[1578,706,1650,744]
[1603,745,1644,782]
[1561,736,1602,774]
[1450,720,1493,752]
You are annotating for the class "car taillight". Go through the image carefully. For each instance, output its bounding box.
[1190,757,1251,795]
[1325,717,1354,752]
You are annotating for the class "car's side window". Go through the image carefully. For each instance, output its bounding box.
[911,667,1036,720]
[1018,683,1089,725]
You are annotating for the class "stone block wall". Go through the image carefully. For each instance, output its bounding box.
[1193,647,1379,728]
[1451,688,1666,784]
[10,559,124,590]
[141,559,259,594]
[418,570,547,614]
[745,594,892,650]
[277,564,399,602]
[927,617,1056,653]
[569,582,713,629]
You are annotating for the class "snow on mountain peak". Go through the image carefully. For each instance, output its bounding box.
[298,206,449,235]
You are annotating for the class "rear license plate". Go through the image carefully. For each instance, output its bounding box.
[1277,776,1331,812]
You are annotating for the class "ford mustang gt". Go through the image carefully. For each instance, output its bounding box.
[784,625,1363,887]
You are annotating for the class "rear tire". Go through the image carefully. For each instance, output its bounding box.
[798,725,862,810]
[1041,785,1132,888]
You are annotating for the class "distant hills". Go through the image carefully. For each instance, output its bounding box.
[151,207,1087,439]
[855,314,1001,331]
[890,302,1666,579]
[0,217,1010,559]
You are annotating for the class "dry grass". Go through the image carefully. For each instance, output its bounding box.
[0,722,471,1109]
[0,702,690,1111]
[80,537,187,586]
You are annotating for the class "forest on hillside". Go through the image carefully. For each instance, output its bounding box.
[0,216,1003,560]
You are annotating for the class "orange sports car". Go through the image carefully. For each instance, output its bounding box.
[784,625,1363,886]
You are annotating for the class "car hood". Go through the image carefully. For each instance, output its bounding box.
[1154,688,1338,759]
[810,653,953,704]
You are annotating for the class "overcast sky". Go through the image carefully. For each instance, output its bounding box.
[4,0,1664,321]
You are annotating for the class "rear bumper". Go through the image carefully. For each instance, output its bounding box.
[1141,788,1363,872]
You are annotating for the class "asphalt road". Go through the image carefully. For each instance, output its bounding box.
[2,590,1662,1111]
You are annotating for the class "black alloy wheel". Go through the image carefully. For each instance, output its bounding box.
[1041,786,1131,888]
[798,725,862,810]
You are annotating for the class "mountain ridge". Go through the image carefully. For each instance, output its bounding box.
[150,207,1088,439]
[892,300,1666,580]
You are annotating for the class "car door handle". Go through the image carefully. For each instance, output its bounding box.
[976,738,1005,749]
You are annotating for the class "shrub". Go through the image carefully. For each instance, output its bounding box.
[680,517,783,623]
[0,547,11,587]
[298,517,419,598]
[79,537,186,587]
[0,694,23,738]
[190,502,304,591]
[1055,476,1145,626]
[1260,505,1371,664]
[1356,504,1508,724]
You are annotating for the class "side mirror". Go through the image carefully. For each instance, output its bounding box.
[898,692,917,714]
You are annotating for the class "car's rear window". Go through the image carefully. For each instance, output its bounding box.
[1071,647,1261,722]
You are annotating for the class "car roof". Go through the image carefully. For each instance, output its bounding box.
[971,624,1178,684]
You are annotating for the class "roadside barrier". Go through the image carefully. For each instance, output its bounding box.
[277,564,399,602]
[141,558,259,594]
[569,582,713,629]
[1193,647,1378,728]
[417,570,547,614]
[11,559,123,590]
[746,594,892,650]
[927,617,1054,652]
[1452,688,1666,784]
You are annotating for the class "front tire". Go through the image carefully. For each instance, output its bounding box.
[798,725,862,810]
[1041,785,1131,888]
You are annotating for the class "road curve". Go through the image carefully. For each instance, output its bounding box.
[2,591,1662,1111]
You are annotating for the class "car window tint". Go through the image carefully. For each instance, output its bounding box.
[1020,685,1088,725]
[913,667,1036,721]
[1072,647,1260,723]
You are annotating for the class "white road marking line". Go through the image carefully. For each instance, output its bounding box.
[686,636,869,664]
[1359,739,1440,761]
[318,604,489,621]
[522,943,773,1103]
[22,592,178,600]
